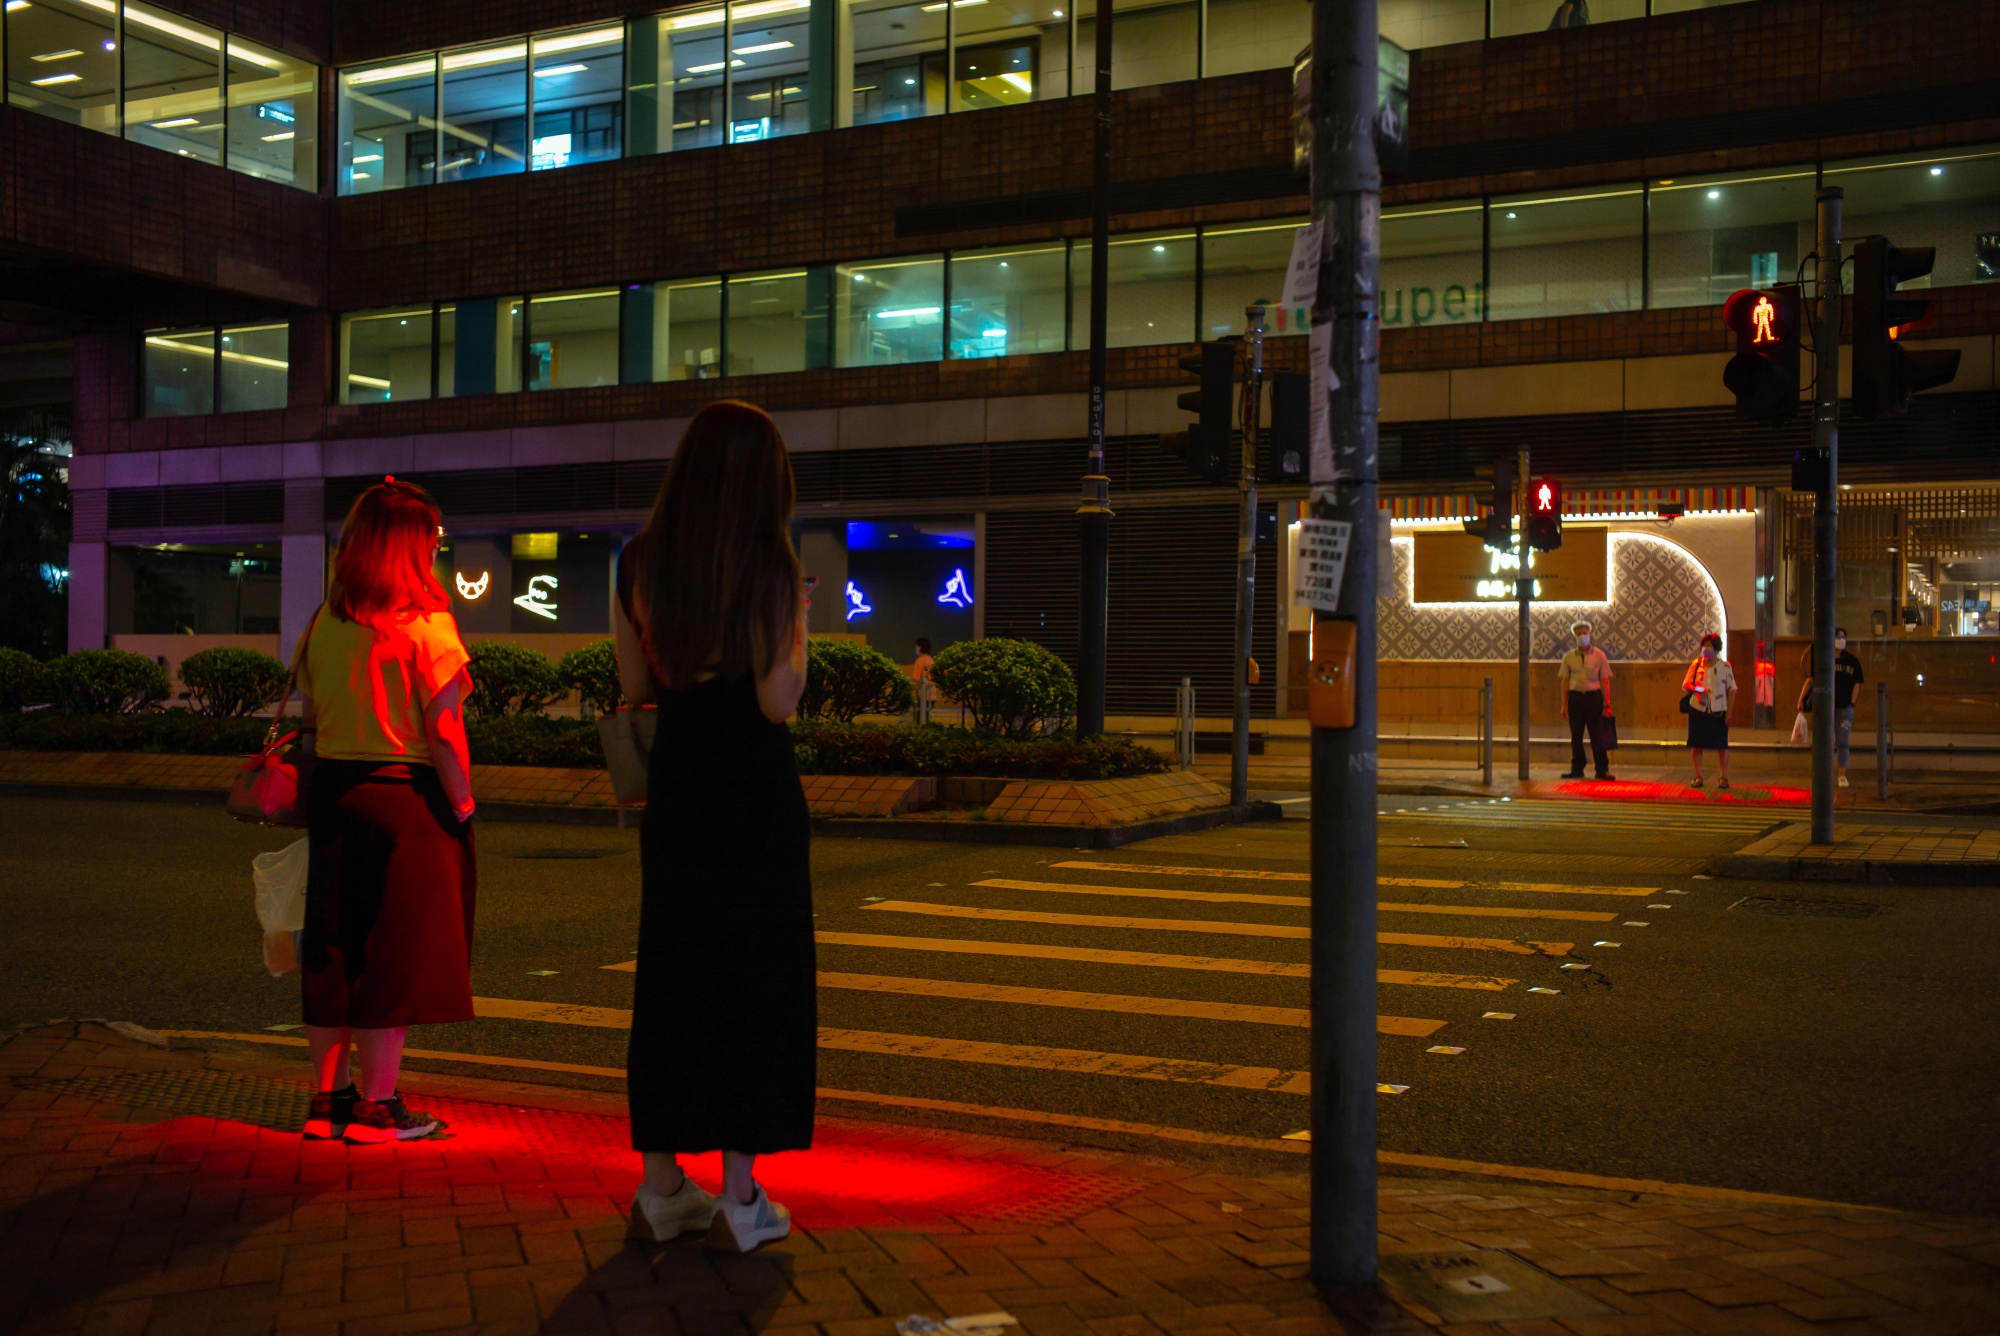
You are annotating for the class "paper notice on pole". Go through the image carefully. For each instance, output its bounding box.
[1280,218,1324,310]
[1293,518,1352,613]
[1308,321,1335,483]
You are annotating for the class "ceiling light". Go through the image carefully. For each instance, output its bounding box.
[667,6,726,30]
[875,306,941,318]
[1001,72,1032,92]
[534,62,588,76]
[1053,7,1063,13]
[1152,244,1165,252]
[262,131,294,141]
[1930,166,1943,175]
[5,2,30,11]
[732,40,795,54]
[1707,189,1720,199]
[731,0,811,16]
[921,0,987,9]
[440,44,527,72]
[685,59,745,73]
[531,26,622,54]
[30,73,81,85]
[352,152,382,162]
[1504,210,1516,219]
[345,59,435,86]
[153,116,199,127]
[31,48,81,62]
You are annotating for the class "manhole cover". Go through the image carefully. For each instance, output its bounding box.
[511,848,627,860]
[1731,895,1882,919]
[24,1068,311,1131]
[1380,1249,1610,1324]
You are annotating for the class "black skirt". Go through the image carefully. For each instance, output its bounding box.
[628,675,816,1155]
[1687,709,1730,751]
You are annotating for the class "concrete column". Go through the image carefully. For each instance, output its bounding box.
[66,539,108,652]
[798,526,847,635]
[281,478,327,662]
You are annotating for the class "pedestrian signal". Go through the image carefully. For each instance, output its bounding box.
[1526,477,1562,552]
[1720,284,1801,425]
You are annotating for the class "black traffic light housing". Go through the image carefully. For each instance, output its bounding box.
[1852,236,1961,420]
[1265,370,1308,482]
[1526,477,1563,552]
[1162,342,1234,484]
[1462,454,1517,552]
[1720,284,1802,425]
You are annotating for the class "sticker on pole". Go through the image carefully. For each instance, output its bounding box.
[1281,218,1323,310]
[1293,518,1352,613]
[1308,322,1337,483]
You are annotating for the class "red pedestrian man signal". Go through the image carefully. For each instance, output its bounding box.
[1750,294,1777,345]
[1722,285,1801,425]
[1526,478,1562,552]
[1534,480,1556,513]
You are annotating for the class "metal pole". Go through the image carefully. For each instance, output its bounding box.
[1076,0,1115,739]
[1232,308,1265,808]
[1811,187,1841,844]
[1307,0,1385,1308]
[1482,676,1494,787]
[1876,680,1889,802]
[1516,447,1531,782]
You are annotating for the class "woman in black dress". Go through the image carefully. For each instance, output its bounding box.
[612,401,813,1252]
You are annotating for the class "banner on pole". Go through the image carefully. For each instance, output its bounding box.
[1282,219,1323,310]
[1293,518,1352,613]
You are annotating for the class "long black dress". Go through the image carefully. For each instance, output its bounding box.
[625,632,817,1156]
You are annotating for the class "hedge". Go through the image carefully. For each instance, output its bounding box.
[791,721,1164,780]
[798,638,914,723]
[177,647,289,717]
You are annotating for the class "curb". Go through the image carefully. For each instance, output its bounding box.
[1712,854,2000,885]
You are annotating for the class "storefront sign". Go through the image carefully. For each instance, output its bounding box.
[845,580,872,621]
[454,570,490,600]
[512,574,559,620]
[937,568,973,609]
[1412,528,1607,604]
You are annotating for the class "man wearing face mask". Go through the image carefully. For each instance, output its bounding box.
[1799,629,1865,788]
[1558,620,1614,781]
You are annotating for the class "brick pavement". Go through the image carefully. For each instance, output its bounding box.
[3,1023,1997,1335]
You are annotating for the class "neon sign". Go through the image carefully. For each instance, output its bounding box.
[844,580,872,621]
[454,570,490,600]
[1750,294,1777,345]
[513,574,559,621]
[938,568,973,609]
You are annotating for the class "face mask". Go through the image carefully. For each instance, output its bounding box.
[1576,635,1590,648]
[1702,647,1717,660]
[1835,636,1847,651]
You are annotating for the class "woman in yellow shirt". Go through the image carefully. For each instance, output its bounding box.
[293,478,476,1144]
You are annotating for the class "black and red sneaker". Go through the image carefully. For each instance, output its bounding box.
[344,1093,447,1144]
[302,1085,359,1140]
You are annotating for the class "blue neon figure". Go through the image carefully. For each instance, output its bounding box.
[844,580,872,621]
[937,568,973,609]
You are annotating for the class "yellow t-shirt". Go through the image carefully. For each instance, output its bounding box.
[295,607,471,763]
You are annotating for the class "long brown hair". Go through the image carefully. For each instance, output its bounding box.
[329,478,448,627]
[632,401,800,685]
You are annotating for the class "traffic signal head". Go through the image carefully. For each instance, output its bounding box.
[1161,341,1235,484]
[1720,284,1801,425]
[1462,454,1517,552]
[1265,370,1308,482]
[1526,477,1562,552]
[1852,236,1961,420]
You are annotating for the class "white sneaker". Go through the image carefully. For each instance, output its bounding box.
[1838,775,1850,788]
[711,1184,791,1252]
[629,1175,718,1242]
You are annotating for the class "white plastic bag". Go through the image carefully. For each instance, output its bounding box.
[1788,712,1809,746]
[253,838,309,977]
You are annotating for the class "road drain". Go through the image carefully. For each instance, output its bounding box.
[1731,895,1882,919]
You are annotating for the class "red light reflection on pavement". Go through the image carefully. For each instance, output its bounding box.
[81,1093,1140,1233]
[1545,780,1811,805]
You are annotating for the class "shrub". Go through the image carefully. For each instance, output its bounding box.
[790,721,1164,781]
[177,647,290,717]
[44,649,171,715]
[465,715,605,768]
[799,638,915,723]
[465,642,566,719]
[0,711,282,755]
[928,637,1075,739]
[0,647,47,711]
[559,640,623,717]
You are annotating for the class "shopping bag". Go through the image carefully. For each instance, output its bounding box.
[253,838,309,977]
[1599,711,1620,750]
[1788,712,1809,746]
[596,705,657,805]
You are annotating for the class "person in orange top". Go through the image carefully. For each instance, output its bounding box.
[292,479,477,1144]
[1682,631,1738,790]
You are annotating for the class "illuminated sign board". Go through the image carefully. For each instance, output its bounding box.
[513,574,559,621]
[454,570,490,600]
[1411,528,1608,604]
[937,568,973,609]
[844,580,872,621]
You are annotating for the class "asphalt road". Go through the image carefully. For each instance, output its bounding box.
[2,793,1996,1217]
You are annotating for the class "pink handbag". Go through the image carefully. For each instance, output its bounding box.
[227,720,310,827]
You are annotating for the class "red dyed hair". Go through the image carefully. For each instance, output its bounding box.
[329,478,448,626]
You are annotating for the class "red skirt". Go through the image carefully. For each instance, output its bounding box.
[302,760,476,1029]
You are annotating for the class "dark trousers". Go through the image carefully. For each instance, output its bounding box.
[1567,689,1609,777]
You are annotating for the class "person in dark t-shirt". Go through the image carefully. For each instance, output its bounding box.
[1798,628,1865,788]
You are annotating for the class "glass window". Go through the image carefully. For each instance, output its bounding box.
[729,0,814,141]
[1378,0,1483,51]
[628,6,729,151]
[8,0,121,134]
[846,0,947,126]
[727,268,824,375]
[341,308,434,404]
[1648,0,1757,13]
[1381,202,1484,328]
[949,244,1068,357]
[1072,230,1197,347]
[143,327,216,417]
[1200,218,1308,339]
[219,323,288,412]
[339,55,437,193]
[1075,0,1195,93]
[439,42,528,182]
[525,289,621,390]
[836,256,944,366]
[121,2,224,164]
[1487,187,1642,320]
[632,277,724,380]
[441,297,523,396]
[1647,167,1814,309]
[1204,0,1308,78]
[1490,0,1643,40]
[530,26,624,168]
[950,1,1063,111]
[1826,146,2000,289]
[226,36,318,188]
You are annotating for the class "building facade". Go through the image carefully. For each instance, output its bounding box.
[24,0,2000,723]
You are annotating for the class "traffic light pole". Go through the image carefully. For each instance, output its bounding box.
[1307,0,1388,1313]
[1810,187,1841,845]
[1076,0,1114,740]
[1516,448,1531,782]
[1231,310,1265,809]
